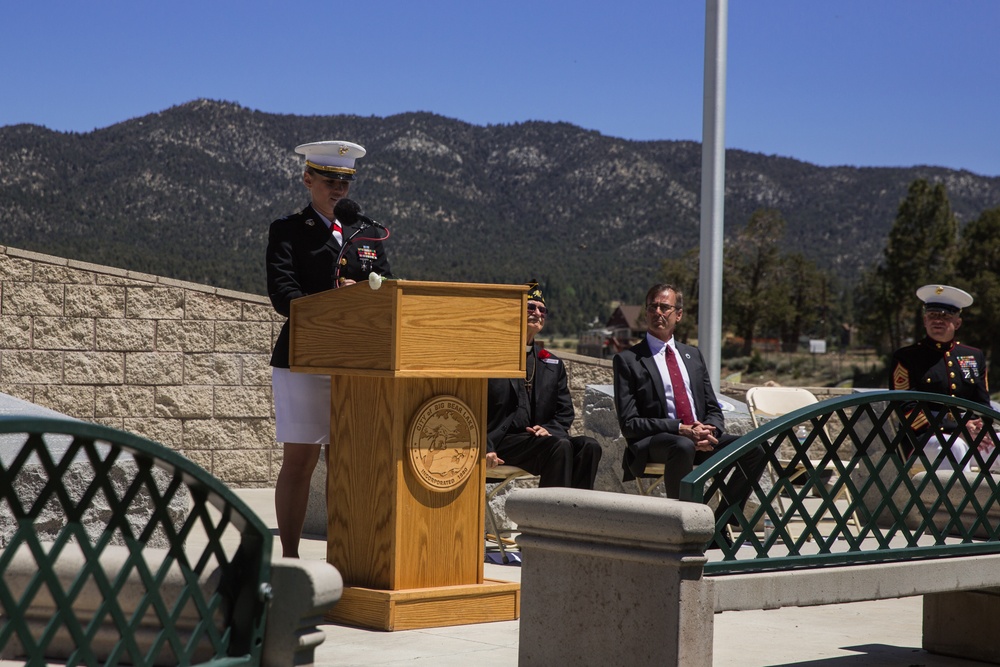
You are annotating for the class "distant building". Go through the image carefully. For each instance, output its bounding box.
[577,328,614,359]
[577,304,647,359]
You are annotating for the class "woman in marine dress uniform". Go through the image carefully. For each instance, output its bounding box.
[266,140,392,557]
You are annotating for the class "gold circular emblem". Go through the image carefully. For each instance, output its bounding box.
[406,395,480,492]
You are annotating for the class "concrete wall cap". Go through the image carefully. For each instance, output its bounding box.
[262,558,344,667]
[506,488,715,547]
[269,557,343,607]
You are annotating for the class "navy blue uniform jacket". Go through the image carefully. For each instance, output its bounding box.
[266,204,392,368]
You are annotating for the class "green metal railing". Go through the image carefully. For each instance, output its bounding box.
[0,416,272,666]
[682,391,1000,575]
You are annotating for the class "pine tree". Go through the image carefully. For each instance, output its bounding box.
[724,209,786,356]
[873,179,958,351]
[956,206,1000,381]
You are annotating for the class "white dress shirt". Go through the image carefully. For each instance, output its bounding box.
[646,332,697,421]
[315,210,343,245]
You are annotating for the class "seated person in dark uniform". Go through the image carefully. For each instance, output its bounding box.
[891,284,990,470]
[486,281,602,489]
[613,283,765,538]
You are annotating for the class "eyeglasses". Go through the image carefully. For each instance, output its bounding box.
[646,302,679,314]
[924,309,958,321]
[527,303,548,315]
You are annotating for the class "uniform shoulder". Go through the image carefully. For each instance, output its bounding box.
[270,207,312,228]
[269,208,321,242]
[892,342,923,360]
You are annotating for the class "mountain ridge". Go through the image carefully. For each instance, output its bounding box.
[3,99,998,333]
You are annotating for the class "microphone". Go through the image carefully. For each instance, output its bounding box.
[333,198,387,230]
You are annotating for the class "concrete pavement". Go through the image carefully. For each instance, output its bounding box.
[236,488,989,666]
[4,388,985,665]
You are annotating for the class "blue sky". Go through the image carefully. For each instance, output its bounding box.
[3,1,998,176]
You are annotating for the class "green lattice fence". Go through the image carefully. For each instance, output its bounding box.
[683,391,1000,575]
[0,416,272,666]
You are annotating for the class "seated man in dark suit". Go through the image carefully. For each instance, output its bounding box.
[486,281,602,489]
[613,283,764,534]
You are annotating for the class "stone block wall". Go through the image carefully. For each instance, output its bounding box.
[4,243,807,489]
[1,244,626,489]
[0,245,283,486]
[557,350,613,435]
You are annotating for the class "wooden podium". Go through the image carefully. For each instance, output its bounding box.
[289,280,527,630]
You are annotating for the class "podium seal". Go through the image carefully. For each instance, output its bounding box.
[407,395,480,492]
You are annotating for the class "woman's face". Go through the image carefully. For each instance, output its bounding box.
[303,170,351,219]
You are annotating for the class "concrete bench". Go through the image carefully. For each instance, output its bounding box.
[2,541,226,664]
[2,546,339,666]
[0,412,342,666]
[510,488,1000,667]
[509,391,1000,666]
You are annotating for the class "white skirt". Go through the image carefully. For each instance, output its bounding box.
[272,367,330,444]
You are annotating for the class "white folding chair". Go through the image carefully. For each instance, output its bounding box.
[746,386,860,533]
[634,463,666,495]
[485,465,537,564]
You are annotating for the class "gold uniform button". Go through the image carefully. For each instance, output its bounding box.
[950,372,955,378]
[950,384,957,390]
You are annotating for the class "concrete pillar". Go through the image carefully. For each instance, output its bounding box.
[263,558,343,667]
[507,488,716,667]
[924,589,1000,664]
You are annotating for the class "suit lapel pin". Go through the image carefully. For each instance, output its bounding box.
[305,218,315,227]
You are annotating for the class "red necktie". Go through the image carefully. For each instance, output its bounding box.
[665,345,696,425]
[332,222,342,234]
